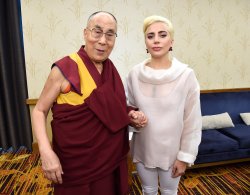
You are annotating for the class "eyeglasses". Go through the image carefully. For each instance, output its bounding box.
[86,28,117,41]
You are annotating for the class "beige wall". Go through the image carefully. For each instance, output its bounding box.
[22,0,250,99]
[21,0,250,142]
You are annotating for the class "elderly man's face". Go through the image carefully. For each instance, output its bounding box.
[84,13,117,64]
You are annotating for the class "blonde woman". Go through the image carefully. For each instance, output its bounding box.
[126,15,202,195]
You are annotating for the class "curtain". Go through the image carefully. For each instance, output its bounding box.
[0,0,32,151]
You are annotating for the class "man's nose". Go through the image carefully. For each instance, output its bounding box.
[98,34,107,44]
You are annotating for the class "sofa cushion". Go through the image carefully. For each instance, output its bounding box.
[220,124,250,149]
[198,130,239,155]
[240,113,250,125]
[202,112,234,130]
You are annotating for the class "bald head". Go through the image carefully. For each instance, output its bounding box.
[87,11,117,25]
[84,11,117,64]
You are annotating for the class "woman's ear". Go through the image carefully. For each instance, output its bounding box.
[169,39,174,51]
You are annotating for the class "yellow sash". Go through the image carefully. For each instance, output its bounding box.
[56,53,97,105]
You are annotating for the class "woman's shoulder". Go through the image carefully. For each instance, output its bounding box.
[128,59,149,76]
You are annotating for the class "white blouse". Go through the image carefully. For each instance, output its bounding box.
[126,58,202,170]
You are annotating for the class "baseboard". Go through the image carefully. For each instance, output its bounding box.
[191,158,250,169]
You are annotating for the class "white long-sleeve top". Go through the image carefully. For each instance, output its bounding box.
[126,58,202,170]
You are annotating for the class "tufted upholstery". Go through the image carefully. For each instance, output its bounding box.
[195,90,250,164]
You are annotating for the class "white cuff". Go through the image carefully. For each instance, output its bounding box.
[177,151,196,166]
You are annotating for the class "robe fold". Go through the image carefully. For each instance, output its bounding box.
[51,46,130,194]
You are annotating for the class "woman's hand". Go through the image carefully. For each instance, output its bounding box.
[171,159,187,178]
[128,110,148,129]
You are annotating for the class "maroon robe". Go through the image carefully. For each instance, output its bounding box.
[51,46,130,194]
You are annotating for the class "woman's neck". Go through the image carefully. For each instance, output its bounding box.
[147,56,172,70]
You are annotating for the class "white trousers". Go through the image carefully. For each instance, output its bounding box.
[136,162,181,195]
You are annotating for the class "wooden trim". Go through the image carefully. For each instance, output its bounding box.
[190,158,250,169]
[32,142,39,153]
[26,88,250,105]
[26,98,38,105]
[201,88,250,94]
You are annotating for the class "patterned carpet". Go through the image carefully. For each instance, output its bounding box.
[130,163,250,195]
[1,147,250,195]
[0,147,53,195]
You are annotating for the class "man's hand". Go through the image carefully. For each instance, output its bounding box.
[128,110,148,129]
[40,149,64,184]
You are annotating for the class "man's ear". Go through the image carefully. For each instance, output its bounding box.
[83,29,87,40]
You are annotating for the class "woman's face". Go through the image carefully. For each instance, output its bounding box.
[145,22,173,59]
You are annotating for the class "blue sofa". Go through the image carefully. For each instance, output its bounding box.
[194,89,250,166]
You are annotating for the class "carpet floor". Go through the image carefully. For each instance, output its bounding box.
[130,163,250,195]
[1,147,250,195]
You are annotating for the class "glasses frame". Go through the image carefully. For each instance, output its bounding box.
[86,28,117,41]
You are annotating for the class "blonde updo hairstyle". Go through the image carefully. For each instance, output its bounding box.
[143,15,174,39]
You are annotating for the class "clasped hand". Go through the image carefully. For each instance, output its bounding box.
[128,110,148,129]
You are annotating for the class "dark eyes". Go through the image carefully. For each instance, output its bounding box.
[94,29,102,34]
[106,32,115,37]
[89,28,117,40]
[95,29,116,37]
[147,35,153,39]
[159,33,167,38]
[147,32,168,39]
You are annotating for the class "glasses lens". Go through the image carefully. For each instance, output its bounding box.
[92,28,103,39]
[90,28,116,41]
[105,32,116,41]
